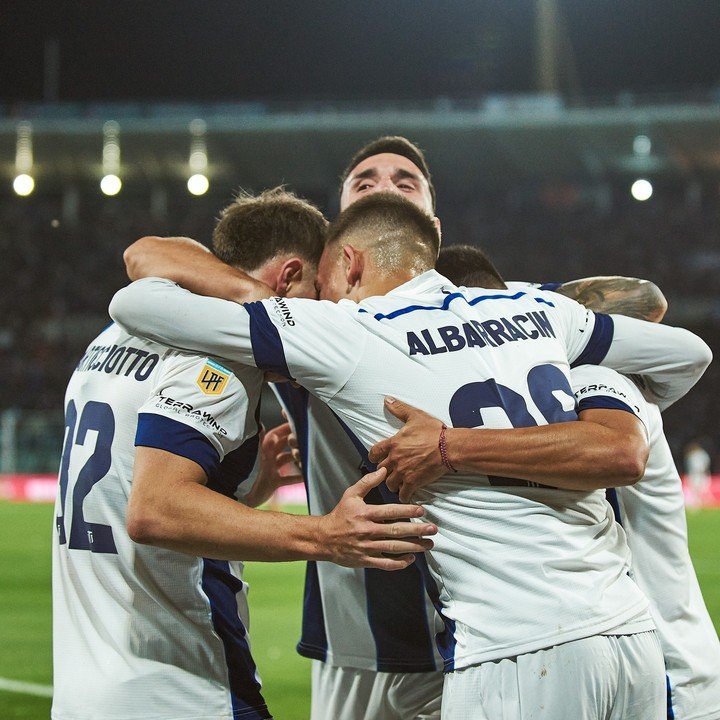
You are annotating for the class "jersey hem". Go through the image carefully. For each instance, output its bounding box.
[445,599,652,671]
[296,642,327,663]
[52,709,270,720]
[297,642,441,673]
[676,707,720,720]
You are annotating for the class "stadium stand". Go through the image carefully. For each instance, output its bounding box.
[0,189,718,473]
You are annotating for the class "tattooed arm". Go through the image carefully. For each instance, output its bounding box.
[552,276,667,322]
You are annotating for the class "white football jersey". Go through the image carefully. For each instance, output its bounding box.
[273,383,444,672]
[52,322,269,720]
[572,365,720,720]
[110,271,708,670]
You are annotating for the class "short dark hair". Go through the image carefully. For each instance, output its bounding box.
[339,136,436,211]
[212,187,328,271]
[436,245,506,289]
[326,192,440,266]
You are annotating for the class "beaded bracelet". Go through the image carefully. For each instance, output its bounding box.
[438,424,457,473]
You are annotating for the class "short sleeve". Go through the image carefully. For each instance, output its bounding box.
[110,278,257,364]
[135,352,261,477]
[570,364,649,434]
[244,297,366,401]
[540,290,615,367]
[111,279,365,402]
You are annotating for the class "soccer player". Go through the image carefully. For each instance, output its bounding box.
[110,193,712,719]
[376,243,720,720]
[125,140,450,720]
[684,441,713,508]
[52,189,436,720]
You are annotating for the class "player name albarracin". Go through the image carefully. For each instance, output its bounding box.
[407,311,555,356]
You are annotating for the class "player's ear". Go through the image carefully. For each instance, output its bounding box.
[275,257,304,296]
[344,245,363,289]
[433,216,442,245]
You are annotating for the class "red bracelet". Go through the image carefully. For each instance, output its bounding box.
[438,424,457,473]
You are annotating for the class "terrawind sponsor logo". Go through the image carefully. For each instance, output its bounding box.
[574,384,628,400]
[272,297,295,326]
[154,393,228,435]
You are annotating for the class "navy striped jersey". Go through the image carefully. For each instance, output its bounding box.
[52,322,271,720]
[273,382,443,672]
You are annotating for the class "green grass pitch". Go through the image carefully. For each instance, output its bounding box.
[0,502,718,719]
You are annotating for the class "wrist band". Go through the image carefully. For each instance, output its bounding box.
[439,424,457,473]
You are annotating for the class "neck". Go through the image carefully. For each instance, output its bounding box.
[246,256,287,293]
[355,269,425,301]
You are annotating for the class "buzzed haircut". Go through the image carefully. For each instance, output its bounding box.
[212,187,328,271]
[340,136,436,211]
[326,192,440,272]
[436,245,507,289]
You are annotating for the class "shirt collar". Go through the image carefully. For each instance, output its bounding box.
[386,269,453,297]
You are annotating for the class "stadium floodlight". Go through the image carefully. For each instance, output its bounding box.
[100,174,122,196]
[187,119,209,195]
[13,173,35,196]
[187,173,209,196]
[15,122,34,195]
[631,179,653,201]
[633,135,652,156]
[102,121,122,194]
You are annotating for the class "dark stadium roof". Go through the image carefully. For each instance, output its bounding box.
[2,97,719,197]
[5,1,720,196]
[3,1,720,103]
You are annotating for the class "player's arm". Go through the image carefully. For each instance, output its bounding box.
[588,315,710,409]
[369,398,648,501]
[549,276,667,322]
[123,235,272,303]
[127,452,435,569]
[551,294,711,410]
[110,279,362,399]
[110,278,261,367]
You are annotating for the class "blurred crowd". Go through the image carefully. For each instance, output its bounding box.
[1,190,718,469]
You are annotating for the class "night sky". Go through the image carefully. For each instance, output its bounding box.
[2,0,719,103]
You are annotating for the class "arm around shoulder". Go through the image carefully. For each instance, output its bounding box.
[602,315,712,409]
[370,397,649,500]
[109,278,260,365]
[123,235,272,303]
[128,447,436,569]
[554,276,668,322]
[124,236,210,282]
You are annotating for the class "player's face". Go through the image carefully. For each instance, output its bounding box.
[340,153,434,215]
